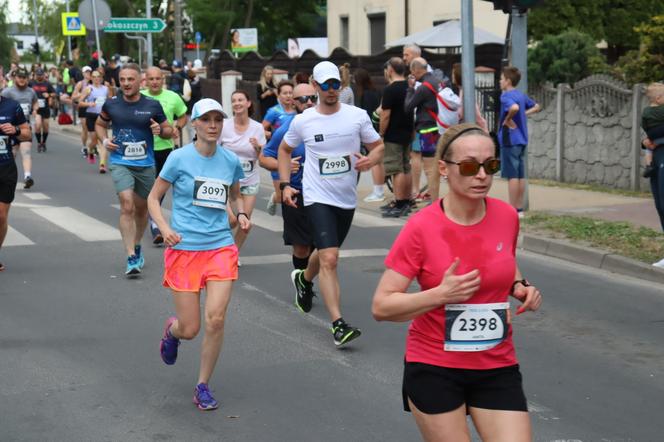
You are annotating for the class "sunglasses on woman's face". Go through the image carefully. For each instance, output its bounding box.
[294,95,317,104]
[319,80,341,91]
[444,158,501,176]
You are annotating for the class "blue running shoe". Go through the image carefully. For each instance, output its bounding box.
[125,255,141,275]
[193,383,219,411]
[134,245,145,269]
[151,224,164,245]
[160,316,180,365]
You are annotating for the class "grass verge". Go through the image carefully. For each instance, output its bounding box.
[522,212,664,264]
[529,179,651,199]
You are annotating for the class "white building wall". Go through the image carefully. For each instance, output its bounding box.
[327,0,508,55]
[11,35,53,57]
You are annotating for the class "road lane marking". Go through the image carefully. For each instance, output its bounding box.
[4,226,35,246]
[22,192,51,200]
[352,210,403,227]
[239,249,389,266]
[250,208,283,232]
[30,207,121,242]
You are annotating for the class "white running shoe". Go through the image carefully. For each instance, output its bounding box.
[652,257,664,268]
[266,192,277,216]
[363,191,385,203]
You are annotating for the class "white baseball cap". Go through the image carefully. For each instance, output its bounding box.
[312,61,340,84]
[190,98,227,120]
[82,66,92,73]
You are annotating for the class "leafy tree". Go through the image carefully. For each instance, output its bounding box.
[614,15,664,85]
[528,0,664,61]
[184,0,325,55]
[0,2,16,67]
[528,30,607,86]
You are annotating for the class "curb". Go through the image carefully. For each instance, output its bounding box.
[521,234,664,284]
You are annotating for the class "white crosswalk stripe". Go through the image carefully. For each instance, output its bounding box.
[30,207,121,242]
[4,226,35,247]
[22,192,51,201]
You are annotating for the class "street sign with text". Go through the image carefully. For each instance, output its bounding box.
[104,18,166,33]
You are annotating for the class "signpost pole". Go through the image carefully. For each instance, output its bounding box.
[66,0,72,60]
[146,0,153,66]
[91,0,102,62]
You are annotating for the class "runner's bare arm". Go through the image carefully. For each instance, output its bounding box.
[95,114,118,150]
[511,267,542,315]
[148,177,181,246]
[372,259,479,322]
[379,108,391,137]
[258,152,278,171]
[355,138,384,171]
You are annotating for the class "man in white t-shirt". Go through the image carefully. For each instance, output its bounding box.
[278,61,384,347]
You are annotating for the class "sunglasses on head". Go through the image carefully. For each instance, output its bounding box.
[319,79,341,91]
[294,95,317,104]
[444,158,501,176]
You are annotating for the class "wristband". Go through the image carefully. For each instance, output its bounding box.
[279,182,291,191]
[237,212,249,221]
[14,125,20,135]
[510,279,530,296]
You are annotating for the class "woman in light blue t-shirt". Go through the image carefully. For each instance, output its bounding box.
[147,98,250,411]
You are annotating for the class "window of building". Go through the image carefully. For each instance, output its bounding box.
[340,16,349,50]
[16,40,24,50]
[368,13,386,55]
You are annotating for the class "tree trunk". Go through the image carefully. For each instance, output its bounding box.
[243,0,254,28]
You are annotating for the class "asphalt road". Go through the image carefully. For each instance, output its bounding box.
[1,130,662,442]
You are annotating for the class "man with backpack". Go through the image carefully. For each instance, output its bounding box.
[404,57,442,203]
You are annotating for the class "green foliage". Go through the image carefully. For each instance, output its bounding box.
[528,31,607,86]
[614,15,664,85]
[0,2,15,67]
[528,0,664,57]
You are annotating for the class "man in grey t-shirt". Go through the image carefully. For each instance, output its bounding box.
[1,68,37,189]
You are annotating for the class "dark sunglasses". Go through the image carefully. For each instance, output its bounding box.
[294,95,317,104]
[444,158,501,176]
[319,80,341,91]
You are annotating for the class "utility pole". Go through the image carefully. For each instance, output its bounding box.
[31,0,40,63]
[511,7,529,209]
[146,0,153,66]
[460,0,476,123]
[174,0,183,62]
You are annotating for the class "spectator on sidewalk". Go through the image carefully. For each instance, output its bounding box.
[404,57,441,203]
[256,65,277,120]
[641,82,664,268]
[379,57,414,217]
[497,66,540,217]
[355,68,385,202]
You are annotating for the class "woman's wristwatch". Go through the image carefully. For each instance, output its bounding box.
[510,279,530,296]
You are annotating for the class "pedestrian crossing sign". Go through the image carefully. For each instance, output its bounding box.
[62,12,86,36]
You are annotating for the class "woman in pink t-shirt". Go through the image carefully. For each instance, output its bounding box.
[372,123,542,441]
[219,90,266,259]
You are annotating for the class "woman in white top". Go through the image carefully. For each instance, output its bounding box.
[79,70,111,172]
[219,90,266,255]
[338,63,355,106]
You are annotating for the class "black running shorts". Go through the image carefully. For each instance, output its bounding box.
[305,202,354,250]
[154,148,173,177]
[282,192,314,247]
[85,113,99,132]
[36,107,50,119]
[402,362,528,414]
[0,161,18,204]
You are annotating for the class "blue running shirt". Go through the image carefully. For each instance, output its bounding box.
[0,97,27,165]
[261,114,305,188]
[263,103,295,131]
[159,143,245,251]
[100,95,167,167]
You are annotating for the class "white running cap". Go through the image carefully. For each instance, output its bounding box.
[312,61,340,84]
[191,98,227,120]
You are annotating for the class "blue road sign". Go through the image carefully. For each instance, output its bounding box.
[67,17,82,31]
[195,31,202,43]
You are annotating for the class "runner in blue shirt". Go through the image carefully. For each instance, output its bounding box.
[95,63,173,276]
[260,83,318,312]
[0,95,32,271]
[261,80,296,215]
[148,98,250,411]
